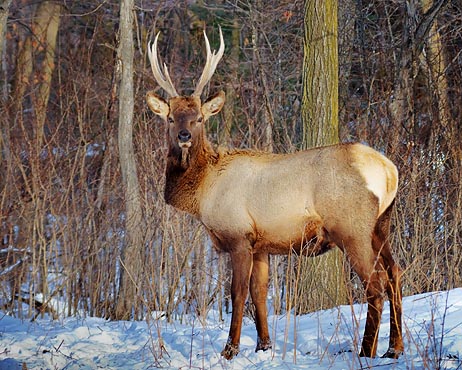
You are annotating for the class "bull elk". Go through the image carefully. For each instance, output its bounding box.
[145,27,404,360]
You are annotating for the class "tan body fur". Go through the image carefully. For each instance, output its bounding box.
[199,144,397,256]
[146,27,404,360]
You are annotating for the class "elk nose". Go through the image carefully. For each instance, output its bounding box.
[178,129,191,143]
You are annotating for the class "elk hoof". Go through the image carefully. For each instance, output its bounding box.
[381,348,403,359]
[221,343,239,360]
[255,337,272,352]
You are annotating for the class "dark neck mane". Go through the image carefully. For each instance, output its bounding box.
[164,131,217,216]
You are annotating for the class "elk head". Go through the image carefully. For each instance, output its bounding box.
[146,28,225,169]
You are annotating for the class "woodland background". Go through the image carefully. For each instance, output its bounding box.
[0,0,461,323]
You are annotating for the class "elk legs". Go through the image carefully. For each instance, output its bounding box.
[358,261,403,358]
[250,252,272,352]
[346,232,388,358]
[221,244,253,360]
[371,208,404,358]
[221,248,272,359]
[382,263,403,358]
[359,267,387,358]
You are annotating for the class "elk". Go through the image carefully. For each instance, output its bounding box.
[145,27,404,360]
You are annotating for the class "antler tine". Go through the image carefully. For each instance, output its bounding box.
[192,26,225,97]
[148,32,179,97]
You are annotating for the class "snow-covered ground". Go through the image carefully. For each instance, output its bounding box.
[1,289,461,369]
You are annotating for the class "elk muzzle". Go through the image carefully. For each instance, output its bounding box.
[178,129,192,145]
[177,129,192,169]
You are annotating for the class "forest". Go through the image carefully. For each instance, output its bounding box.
[0,0,461,326]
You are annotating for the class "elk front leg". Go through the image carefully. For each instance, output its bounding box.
[250,252,272,352]
[221,245,253,360]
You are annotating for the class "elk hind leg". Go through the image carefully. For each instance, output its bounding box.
[348,239,387,358]
[359,261,387,358]
[372,210,404,358]
[382,262,403,358]
[250,252,272,352]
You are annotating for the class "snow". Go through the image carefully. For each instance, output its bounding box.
[1,289,461,369]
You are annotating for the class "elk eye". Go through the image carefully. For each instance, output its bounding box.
[197,116,203,124]
[168,117,174,124]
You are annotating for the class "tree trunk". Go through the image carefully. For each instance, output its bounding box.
[10,1,61,147]
[7,1,61,314]
[32,1,61,146]
[0,0,12,92]
[300,0,347,310]
[0,0,12,193]
[338,0,355,127]
[302,0,339,148]
[388,0,447,140]
[220,17,239,146]
[0,0,11,60]
[250,2,274,151]
[115,0,144,320]
[421,0,460,288]
[420,0,451,129]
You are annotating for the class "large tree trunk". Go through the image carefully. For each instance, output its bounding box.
[115,0,144,320]
[302,0,339,147]
[300,0,347,311]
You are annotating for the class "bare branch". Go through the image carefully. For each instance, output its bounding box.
[413,0,448,57]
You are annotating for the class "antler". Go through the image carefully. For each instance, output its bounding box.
[147,32,179,97]
[192,27,225,97]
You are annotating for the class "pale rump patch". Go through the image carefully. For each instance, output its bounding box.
[350,144,398,216]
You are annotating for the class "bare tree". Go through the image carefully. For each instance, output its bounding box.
[300,0,347,310]
[302,0,339,147]
[388,0,447,133]
[115,0,144,320]
[0,0,12,195]
[0,0,12,60]
[33,1,61,146]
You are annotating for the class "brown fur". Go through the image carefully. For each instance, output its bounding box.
[145,32,403,360]
[164,128,216,215]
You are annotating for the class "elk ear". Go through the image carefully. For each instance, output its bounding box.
[146,91,169,120]
[202,91,225,121]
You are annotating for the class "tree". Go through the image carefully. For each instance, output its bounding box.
[388,0,447,135]
[0,0,12,193]
[220,17,240,146]
[33,1,61,146]
[3,1,62,315]
[115,0,144,320]
[300,0,347,310]
[420,0,451,129]
[302,0,338,147]
[0,0,12,74]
